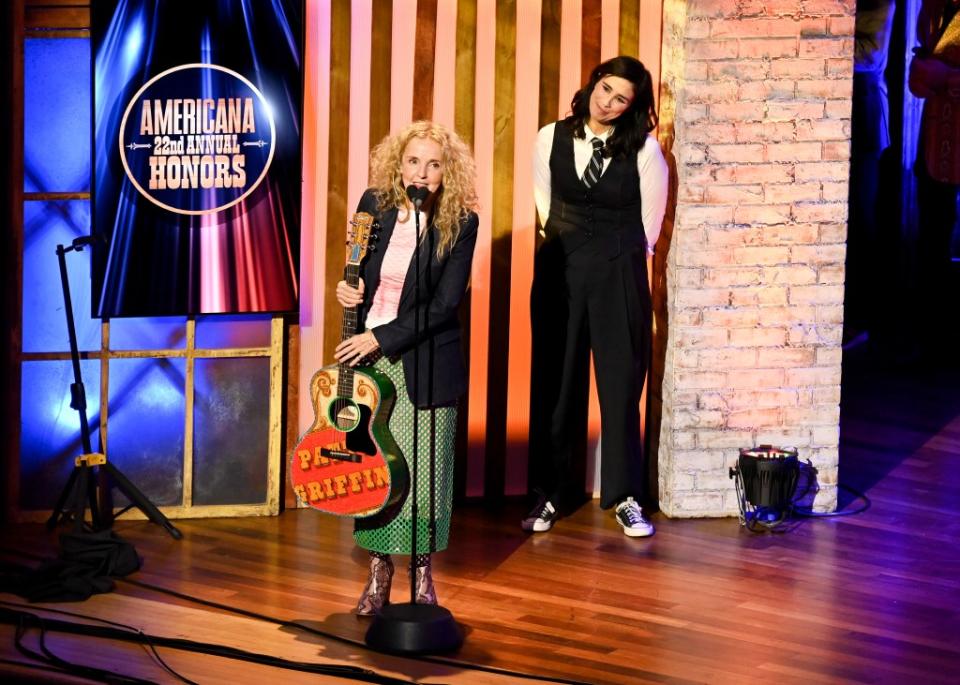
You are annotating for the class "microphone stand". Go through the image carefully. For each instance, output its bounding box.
[47,237,181,539]
[366,187,462,654]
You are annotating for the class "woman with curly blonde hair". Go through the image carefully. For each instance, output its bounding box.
[334,120,479,615]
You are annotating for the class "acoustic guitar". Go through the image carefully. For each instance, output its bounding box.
[291,212,408,517]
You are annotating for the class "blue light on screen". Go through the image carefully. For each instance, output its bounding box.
[20,360,101,510]
[109,317,186,351]
[22,201,100,354]
[24,38,91,193]
[106,358,186,507]
[195,314,271,348]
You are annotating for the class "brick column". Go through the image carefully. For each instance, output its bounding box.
[656,0,854,517]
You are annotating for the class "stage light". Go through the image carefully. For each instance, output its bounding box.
[729,445,800,532]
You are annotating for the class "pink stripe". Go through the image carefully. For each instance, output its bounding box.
[432,0,457,127]
[466,0,497,498]
[200,212,224,311]
[639,0,663,109]
[348,0,373,207]
[601,0,619,60]
[299,0,332,435]
[390,0,417,130]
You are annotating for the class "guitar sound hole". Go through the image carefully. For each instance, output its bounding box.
[328,399,376,456]
[335,405,360,430]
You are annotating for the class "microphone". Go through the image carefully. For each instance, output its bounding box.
[406,185,430,209]
[72,235,100,248]
[65,234,107,253]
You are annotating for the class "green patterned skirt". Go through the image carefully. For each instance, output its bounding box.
[353,355,457,554]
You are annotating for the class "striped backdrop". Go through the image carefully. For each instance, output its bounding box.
[299,0,664,499]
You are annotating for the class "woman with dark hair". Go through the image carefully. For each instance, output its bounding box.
[523,55,668,537]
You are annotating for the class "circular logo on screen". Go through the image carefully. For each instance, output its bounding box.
[118,63,276,216]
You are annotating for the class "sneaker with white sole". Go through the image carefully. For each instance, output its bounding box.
[615,497,654,537]
[521,495,558,532]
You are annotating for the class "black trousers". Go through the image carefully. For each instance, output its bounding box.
[914,157,960,350]
[529,238,651,510]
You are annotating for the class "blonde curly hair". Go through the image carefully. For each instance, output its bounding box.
[369,121,479,258]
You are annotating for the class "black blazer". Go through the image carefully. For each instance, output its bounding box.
[354,188,479,408]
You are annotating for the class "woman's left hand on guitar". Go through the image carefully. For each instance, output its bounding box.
[336,279,365,307]
[335,330,381,366]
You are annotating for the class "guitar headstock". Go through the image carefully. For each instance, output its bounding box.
[346,212,376,267]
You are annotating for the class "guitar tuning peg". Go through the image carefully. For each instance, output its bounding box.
[369,232,380,242]
[368,243,377,252]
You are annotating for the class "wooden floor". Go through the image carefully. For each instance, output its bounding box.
[1,348,959,685]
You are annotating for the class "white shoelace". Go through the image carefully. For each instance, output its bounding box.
[618,501,643,525]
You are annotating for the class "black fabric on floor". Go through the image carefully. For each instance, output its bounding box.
[1,529,140,602]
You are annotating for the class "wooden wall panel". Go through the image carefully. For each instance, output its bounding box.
[369,0,393,147]
[299,0,665,500]
[321,0,352,361]
[483,0,516,499]
[411,0,437,120]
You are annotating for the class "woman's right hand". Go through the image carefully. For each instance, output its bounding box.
[336,278,365,308]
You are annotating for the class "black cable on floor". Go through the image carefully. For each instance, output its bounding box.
[0,605,417,685]
[0,599,196,684]
[121,577,593,685]
[0,654,114,682]
[12,610,157,685]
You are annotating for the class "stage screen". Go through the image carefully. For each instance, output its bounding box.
[92,0,303,317]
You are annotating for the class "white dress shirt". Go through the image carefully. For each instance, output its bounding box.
[533,123,668,254]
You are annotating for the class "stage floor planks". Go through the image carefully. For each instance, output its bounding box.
[1,353,959,684]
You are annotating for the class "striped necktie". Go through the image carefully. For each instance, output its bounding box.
[582,137,605,188]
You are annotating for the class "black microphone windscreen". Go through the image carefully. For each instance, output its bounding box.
[406,185,430,207]
[72,235,100,248]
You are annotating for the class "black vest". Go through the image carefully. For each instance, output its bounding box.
[546,121,645,260]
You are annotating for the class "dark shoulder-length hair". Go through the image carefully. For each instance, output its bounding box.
[564,55,658,160]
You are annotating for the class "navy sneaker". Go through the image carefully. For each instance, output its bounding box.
[615,497,654,537]
[521,494,558,532]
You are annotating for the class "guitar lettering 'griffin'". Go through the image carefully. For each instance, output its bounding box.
[291,212,408,517]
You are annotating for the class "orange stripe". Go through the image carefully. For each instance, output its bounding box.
[412,0,438,120]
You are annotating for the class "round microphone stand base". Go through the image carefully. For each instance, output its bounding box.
[365,602,462,655]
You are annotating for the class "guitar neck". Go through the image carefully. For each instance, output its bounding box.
[339,262,362,388]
